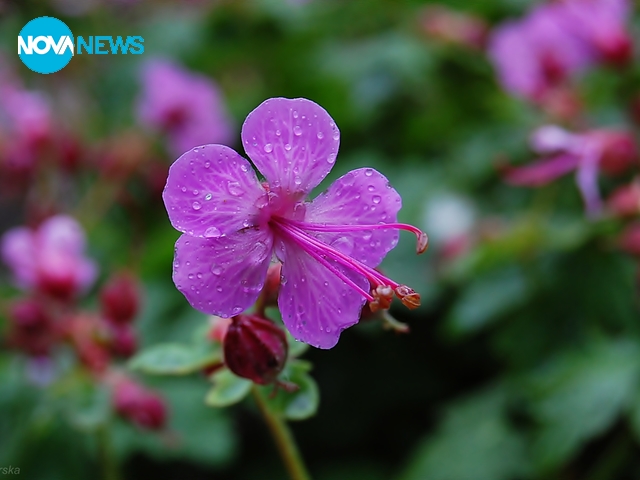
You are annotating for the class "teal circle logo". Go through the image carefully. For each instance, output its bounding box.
[18,17,74,74]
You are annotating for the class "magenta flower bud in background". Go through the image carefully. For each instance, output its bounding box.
[223,314,288,385]
[108,324,138,358]
[618,223,640,257]
[7,299,56,356]
[1,215,97,300]
[136,58,234,156]
[100,271,141,325]
[162,97,427,348]
[607,182,640,217]
[113,377,167,430]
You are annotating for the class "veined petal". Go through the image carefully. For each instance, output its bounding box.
[172,229,273,317]
[278,240,368,349]
[241,97,340,195]
[504,153,580,186]
[163,144,267,238]
[305,167,402,266]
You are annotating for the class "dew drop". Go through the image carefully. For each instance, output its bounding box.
[284,143,292,151]
[181,186,187,192]
[204,226,222,238]
[293,110,299,118]
[204,161,210,168]
[192,201,202,210]
[240,164,248,172]
[317,132,324,139]
[216,286,223,292]
[368,185,375,192]
[333,132,339,140]
[205,193,212,201]
[293,125,302,136]
[365,169,373,177]
[264,143,273,153]
[227,181,244,196]
[294,175,302,185]
[193,189,199,195]
[188,274,194,279]
[276,129,281,136]
[327,153,336,164]
[197,273,203,279]
[211,264,222,275]
[372,195,381,204]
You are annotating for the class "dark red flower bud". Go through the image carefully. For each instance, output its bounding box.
[113,378,166,430]
[223,314,288,385]
[618,223,640,257]
[109,324,137,358]
[597,33,633,67]
[607,182,640,217]
[7,299,56,356]
[599,131,638,176]
[100,272,140,325]
[37,265,77,301]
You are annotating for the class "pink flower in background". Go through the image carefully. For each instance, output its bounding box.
[163,97,427,349]
[504,125,638,217]
[112,377,166,430]
[136,58,233,156]
[1,215,97,300]
[559,0,632,66]
[488,3,592,101]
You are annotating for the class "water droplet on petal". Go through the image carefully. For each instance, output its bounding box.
[204,226,222,238]
[317,132,324,139]
[293,110,299,118]
[293,125,302,136]
[264,143,273,153]
[294,175,302,185]
[188,273,194,279]
[205,193,212,201]
[227,181,244,196]
[193,189,199,195]
[327,153,336,164]
[285,143,292,151]
[365,169,373,177]
[333,132,339,140]
[181,186,187,192]
[204,162,210,168]
[211,264,222,275]
[192,201,202,210]
[367,185,375,192]
[372,195,381,204]
[240,164,248,172]
[216,286,223,292]
[276,129,281,136]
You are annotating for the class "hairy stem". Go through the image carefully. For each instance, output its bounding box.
[251,386,311,480]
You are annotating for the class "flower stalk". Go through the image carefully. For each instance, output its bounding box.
[251,386,311,480]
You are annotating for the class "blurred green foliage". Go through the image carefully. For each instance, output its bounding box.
[1,0,640,479]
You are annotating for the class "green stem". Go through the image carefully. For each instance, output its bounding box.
[251,386,311,480]
[96,426,121,480]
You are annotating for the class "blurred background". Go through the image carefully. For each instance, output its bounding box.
[1,0,640,479]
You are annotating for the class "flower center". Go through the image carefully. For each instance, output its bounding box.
[269,216,427,312]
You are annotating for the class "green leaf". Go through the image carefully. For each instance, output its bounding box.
[129,342,221,376]
[399,386,530,480]
[258,360,319,421]
[205,370,252,407]
[526,340,640,471]
[447,266,530,335]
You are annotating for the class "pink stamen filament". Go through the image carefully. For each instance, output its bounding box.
[270,218,400,294]
[282,220,428,254]
[278,229,375,302]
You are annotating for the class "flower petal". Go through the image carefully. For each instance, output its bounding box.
[575,146,603,217]
[504,153,580,186]
[163,144,267,238]
[38,215,87,255]
[305,167,401,266]
[172,228,273,316]
[1,227,36,288]
[241,97,340,195]
[278,241,368,349]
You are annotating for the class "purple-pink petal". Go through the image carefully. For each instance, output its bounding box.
[163,144,267,238]
[172,229,273,317]
[38,215,88,255]
[277,240,368,349]
[505,153,581,186]
[241,97,340,195]
[305,167,401,267]
[1,227,36,288]
[575,147,603,217]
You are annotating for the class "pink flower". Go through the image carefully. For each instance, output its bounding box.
[504,125,638,217]
[163,98,427,349]
[488,3,592,101]
[558,0,632,66]
[1,215,97,300]
[136,59,233,156]
[113,377,166,430]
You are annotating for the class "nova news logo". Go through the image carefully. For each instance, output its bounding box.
[18,16,144,74]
